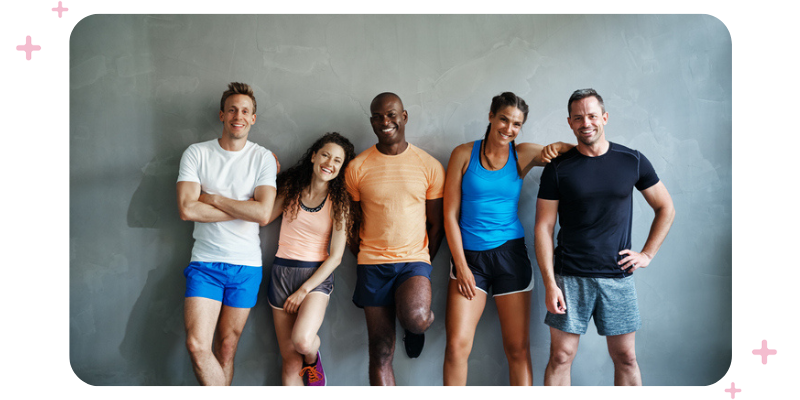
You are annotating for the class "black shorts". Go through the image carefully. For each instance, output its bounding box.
[450,238,533,296]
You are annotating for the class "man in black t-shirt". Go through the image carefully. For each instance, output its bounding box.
[534,89,675,386]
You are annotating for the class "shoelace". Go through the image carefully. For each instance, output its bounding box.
[299,365,323,383]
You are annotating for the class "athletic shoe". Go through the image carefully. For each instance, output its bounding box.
[403,329,424,358]
[299,351,326,386]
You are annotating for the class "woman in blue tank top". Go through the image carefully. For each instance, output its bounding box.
[442,92,573,385]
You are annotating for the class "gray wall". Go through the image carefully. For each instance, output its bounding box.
[69,14,731,386]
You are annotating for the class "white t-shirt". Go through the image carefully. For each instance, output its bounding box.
[177,138,277,266]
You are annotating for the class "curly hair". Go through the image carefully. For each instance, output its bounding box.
[276,132,357,239]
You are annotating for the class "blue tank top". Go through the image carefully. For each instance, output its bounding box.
[459,140,525,251]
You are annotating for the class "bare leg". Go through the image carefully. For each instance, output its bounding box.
[364,306,397,386]
[607,332,641,386]
[212,305,251,385]
[443,279,487,385]
[184,297,225,385]
[495,291,532,386]
[272,308,303,386]
[544,327,580,386]
[395,275,434,334]
[292,293,329,364]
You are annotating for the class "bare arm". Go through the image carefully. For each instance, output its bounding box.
[534,198,566,314]
[198,185,277,226]
[618,181,676,272]
[443,143,477,299]
[177,181,235,223]
[426,197,445,261]
[266,193,286,226]
[282,209,349,314]
[517,142,575,178]
[348,201,361,258]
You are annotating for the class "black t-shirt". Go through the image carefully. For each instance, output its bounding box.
[537,142,660,278]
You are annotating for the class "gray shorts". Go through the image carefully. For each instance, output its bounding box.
[267,258,334,310]
[544,274,641,336]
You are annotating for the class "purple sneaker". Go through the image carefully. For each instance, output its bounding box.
[299,351,326,386]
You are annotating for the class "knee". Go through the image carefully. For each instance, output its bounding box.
[503,339,530,363]
[549,345,576,367]
[282,355,303,373]
[610,349,637,368]
[215,333,242,365]
[400,307,434,334]
[185,336,211,360]
[445,334,474,361]
[368,335,395,365]
[291,333,317,356]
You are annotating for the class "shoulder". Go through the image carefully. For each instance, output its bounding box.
[349,146,374,168]
[408,144,443,168]
[548,146,580,168]
[247,141,273,156]
[608,142,641,159]
[450,141,474,159]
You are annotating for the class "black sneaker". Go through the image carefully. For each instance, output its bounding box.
[403,329,424,358]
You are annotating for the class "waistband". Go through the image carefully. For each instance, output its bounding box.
[273,257,324,268]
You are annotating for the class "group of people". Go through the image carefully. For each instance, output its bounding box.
[176,82,675,386]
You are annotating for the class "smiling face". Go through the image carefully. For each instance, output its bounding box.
[567,96,608,149]
[369,94,408,146]
[311,142,346,182]
[488,106,525,145]
[219,94,257,141]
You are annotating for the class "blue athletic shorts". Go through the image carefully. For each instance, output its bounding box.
[544,274,641,336]
[352,262,432,308]
[183,261,262,308]
[267,257,334,310]
[450,238,533,296]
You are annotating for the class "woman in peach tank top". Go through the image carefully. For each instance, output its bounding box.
[265,132,356,386]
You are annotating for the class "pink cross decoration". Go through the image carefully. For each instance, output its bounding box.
[725,382,741,399]
[52,1,68,18]
[752,339,777,364]
[16,36,41,61]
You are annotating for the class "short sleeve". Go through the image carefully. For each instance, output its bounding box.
[345,159,360,202]
[177,145,201,183]
[634,151,660,191]
[537,163,559,200]
[426,158,445,200]
[255,149,278,188]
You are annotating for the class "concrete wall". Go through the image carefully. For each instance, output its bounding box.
[69,14,731,385]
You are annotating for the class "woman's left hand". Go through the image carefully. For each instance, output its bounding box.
[283,288,309,314]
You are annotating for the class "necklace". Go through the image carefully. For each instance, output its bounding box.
[300,195,326,213]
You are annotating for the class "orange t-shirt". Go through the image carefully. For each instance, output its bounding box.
[345,144,445,265]
[275,195,333,262]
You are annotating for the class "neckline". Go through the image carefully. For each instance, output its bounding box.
[477,140,512,172]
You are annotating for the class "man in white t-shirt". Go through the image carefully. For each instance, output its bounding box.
[176,82,277,385]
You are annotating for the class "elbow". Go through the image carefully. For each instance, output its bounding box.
[179,208,193,222]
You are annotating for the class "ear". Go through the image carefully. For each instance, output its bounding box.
[402,110,408,123]
[251,113,257,125]
[219,110,224,122]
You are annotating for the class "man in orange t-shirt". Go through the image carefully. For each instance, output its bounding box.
[345,92,445,385]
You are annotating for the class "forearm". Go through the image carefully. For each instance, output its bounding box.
[204,191,274,226]
[179,200,235,223]
[444,215,469,271]
[298,254,342,294]
[427,221,445,261]
[640,206,676,259]
[534,226,557,289]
